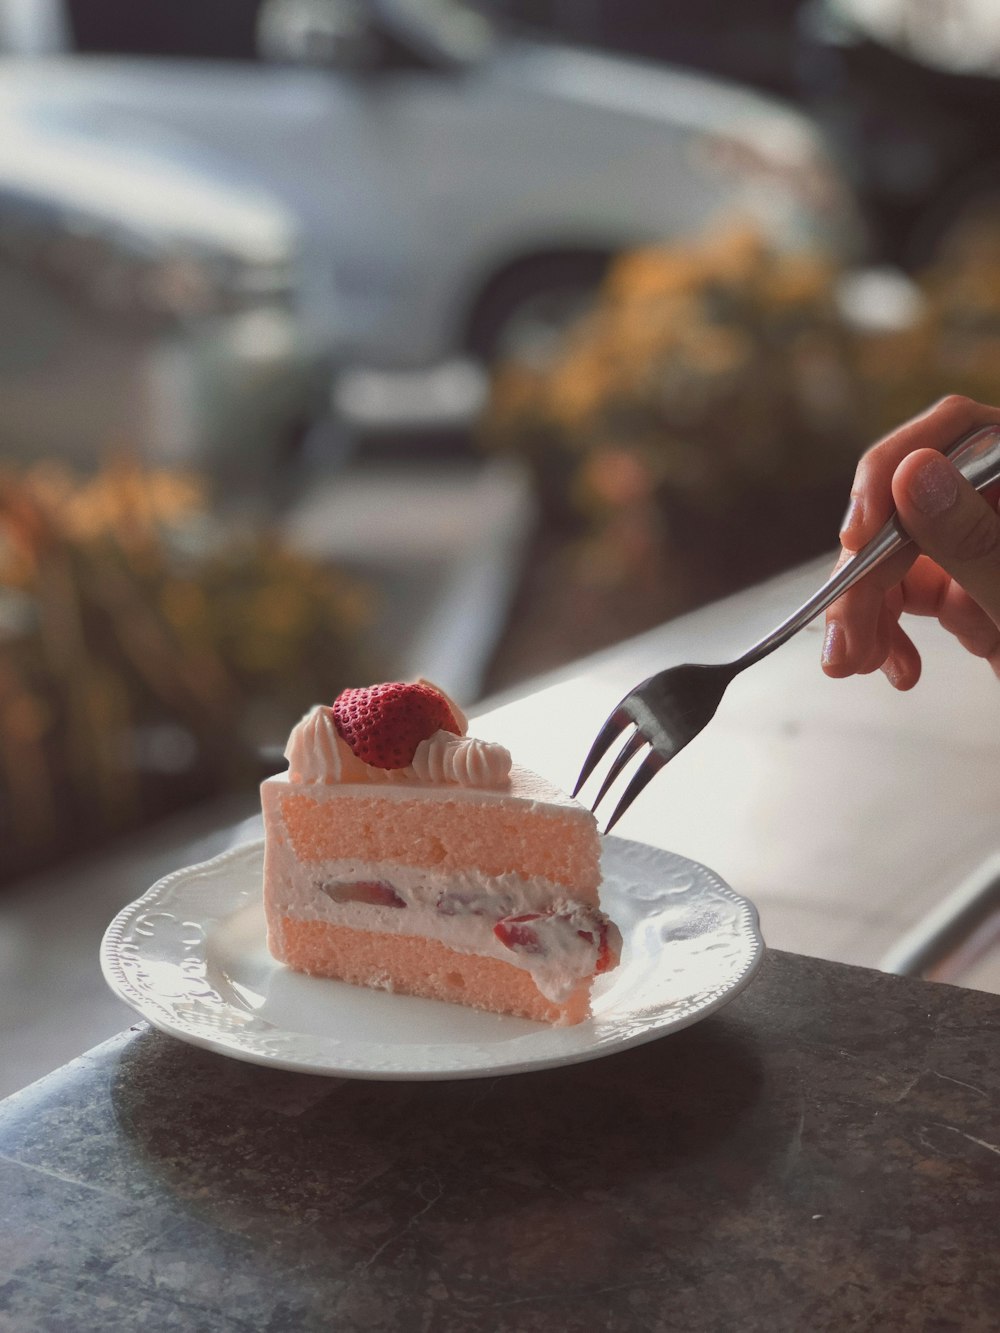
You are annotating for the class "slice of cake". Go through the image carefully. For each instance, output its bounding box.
[261,680,620,1025]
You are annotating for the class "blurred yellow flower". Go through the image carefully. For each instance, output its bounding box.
[0,453,371,882]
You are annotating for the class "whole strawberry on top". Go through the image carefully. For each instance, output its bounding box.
[332,681,462,770]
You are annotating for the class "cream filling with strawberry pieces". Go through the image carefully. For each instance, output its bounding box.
[267,848,617,1003]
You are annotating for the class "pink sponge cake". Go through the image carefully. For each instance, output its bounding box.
[261,680,620,1025]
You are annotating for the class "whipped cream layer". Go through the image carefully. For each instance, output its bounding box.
[268,765,593,814]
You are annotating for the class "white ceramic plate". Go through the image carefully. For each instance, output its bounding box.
[101,837,764,1080]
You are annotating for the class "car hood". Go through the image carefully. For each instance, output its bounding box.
[0,66,298,263]
[489,39,829,158]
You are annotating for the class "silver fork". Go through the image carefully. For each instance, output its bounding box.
[574,424,1000,832]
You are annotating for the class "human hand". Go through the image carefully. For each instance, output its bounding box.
[822,395,1000,688]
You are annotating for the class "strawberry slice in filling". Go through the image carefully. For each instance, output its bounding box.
[494,908,615,976]
[320,880,406,908]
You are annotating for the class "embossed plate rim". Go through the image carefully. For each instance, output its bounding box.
[101,836,765,1080]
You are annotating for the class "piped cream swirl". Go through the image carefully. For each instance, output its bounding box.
[410,731,512,788]
[284,705,367,784]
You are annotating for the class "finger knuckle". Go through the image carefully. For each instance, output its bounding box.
[954,510,1000,565]
[958,625,1000,660]
[935,393,981,418]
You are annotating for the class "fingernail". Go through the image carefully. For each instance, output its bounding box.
[909,455,959,516]
[881,655,904,688]
[840,495,863,538]
[822,621,846,669]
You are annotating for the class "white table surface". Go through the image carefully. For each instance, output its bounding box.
[475,553,1000,983]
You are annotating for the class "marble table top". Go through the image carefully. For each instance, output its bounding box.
[2,950,998,1332]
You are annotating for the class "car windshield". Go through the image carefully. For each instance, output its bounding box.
[377,0,498,66]
[831,0,1000,76]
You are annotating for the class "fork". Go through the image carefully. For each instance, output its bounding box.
[574,424,1000,832]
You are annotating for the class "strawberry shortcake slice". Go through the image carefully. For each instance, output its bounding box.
[261,680,620,1025]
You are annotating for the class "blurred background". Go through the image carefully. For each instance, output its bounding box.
[3,0,1000,1086]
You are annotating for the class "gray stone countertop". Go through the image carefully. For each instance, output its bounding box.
[2,949,999,1332]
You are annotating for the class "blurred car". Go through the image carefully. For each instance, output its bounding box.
[0,113,329,488]
[800,0,1000,267]
[0,0,863,375]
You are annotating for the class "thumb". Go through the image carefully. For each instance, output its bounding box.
[893,449,1000,624]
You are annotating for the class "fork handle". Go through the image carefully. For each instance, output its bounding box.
[737,424,1000,668]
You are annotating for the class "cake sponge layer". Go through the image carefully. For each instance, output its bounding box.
[274,787,599,896]
[271,916,592,1026]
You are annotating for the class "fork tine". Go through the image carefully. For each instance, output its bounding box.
[602,749,668,834]
[571,704,633,797]
[589,727,648,814]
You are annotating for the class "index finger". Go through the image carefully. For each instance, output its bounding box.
[840,395,1000,552]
